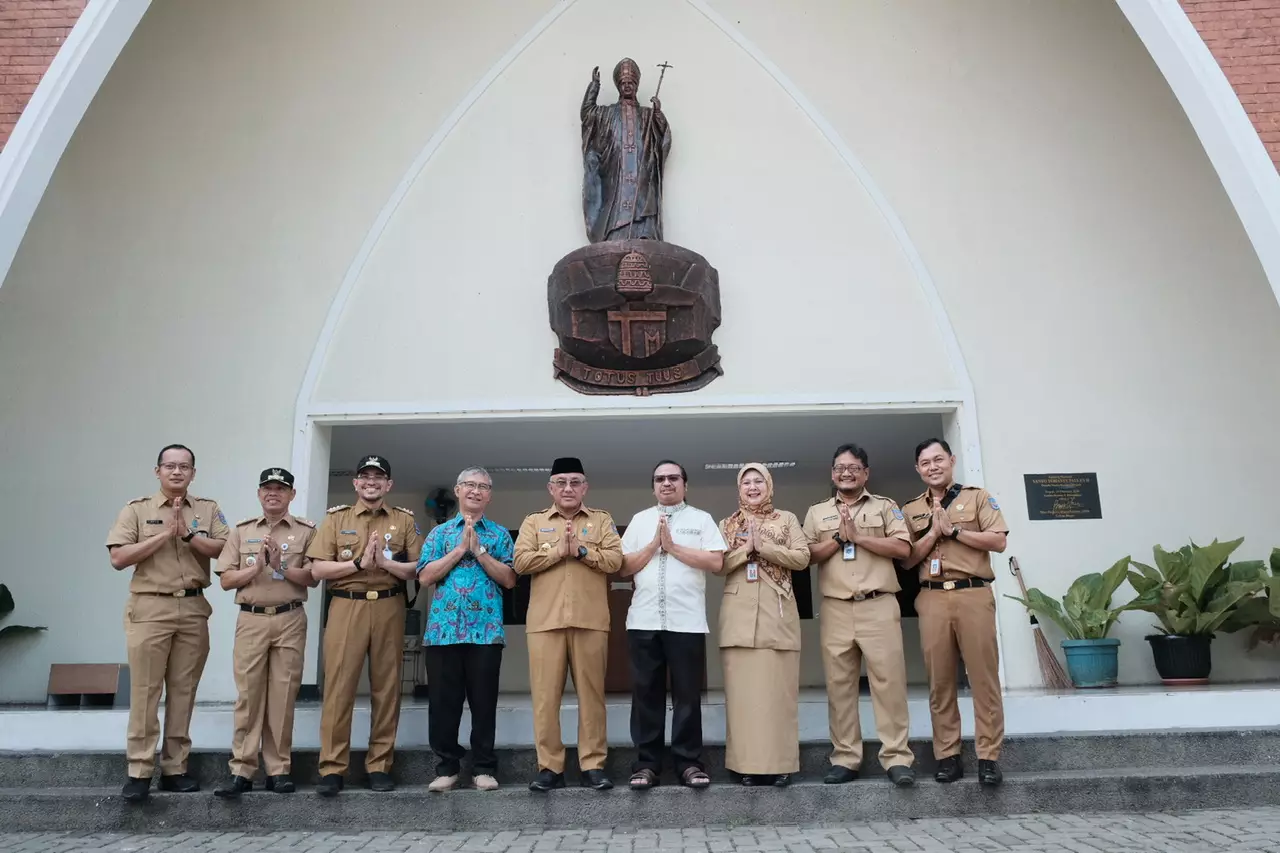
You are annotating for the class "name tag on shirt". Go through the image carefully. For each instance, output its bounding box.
[930,558,942,577]
[746,562,758,582]
[843,542,857,561]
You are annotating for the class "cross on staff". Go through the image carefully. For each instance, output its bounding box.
[654,61,673,100]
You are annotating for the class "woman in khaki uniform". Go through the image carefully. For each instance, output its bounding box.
[717,464,811,786]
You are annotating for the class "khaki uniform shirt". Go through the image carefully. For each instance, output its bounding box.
[717,510,810,651]
[513,505,623,633]
[215,514,317,607]
[106,491,230,595]
[802,492,911,599]
[305,502,424,591]
[902,485,1009,581]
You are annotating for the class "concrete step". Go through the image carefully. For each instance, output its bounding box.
[4,728,1278,789]
[0,764,1276,832]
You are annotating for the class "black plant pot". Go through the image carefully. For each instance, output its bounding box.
[1146,634,1213,684]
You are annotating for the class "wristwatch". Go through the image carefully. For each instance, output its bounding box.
[577,545,588,560]
[948,528,961,540]
[352,555,363,570]
[476,545,487,557]
[833,535,848,548]
[181,530,206,542]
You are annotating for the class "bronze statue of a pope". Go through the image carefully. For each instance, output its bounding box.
[580,57,672,243]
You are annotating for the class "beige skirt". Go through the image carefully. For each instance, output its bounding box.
[722,646,800,775]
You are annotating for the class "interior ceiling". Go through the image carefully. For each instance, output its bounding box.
[328,410,944,492]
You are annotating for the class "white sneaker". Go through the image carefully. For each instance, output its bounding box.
[428,774,457,793]
[473,773,499,791]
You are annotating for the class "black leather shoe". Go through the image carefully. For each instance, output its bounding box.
[888,765,916,787]
[368,771,395,792]
[264,775,295,794]
[121,777,150,802]
[823,765,859,784]
[316,774,344,797]
[213,776,252,799]
[581,769,613,791]
[935,755,963,783]
[978,759,1003,786]
[528,768,565,792]
[158,773,200,793]
[739,774,757,787]
[772,773,792,787]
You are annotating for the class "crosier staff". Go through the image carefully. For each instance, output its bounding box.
[627,61,673,241]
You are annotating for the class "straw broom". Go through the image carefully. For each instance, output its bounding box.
[1009,557,1072,690]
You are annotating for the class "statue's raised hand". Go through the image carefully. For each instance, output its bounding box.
[591,66,600,85]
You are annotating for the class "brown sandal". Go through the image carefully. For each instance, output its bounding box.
[681,767,711,788]
[630,769,658,790]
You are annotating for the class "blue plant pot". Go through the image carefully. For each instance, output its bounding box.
[1061,638,1121,688]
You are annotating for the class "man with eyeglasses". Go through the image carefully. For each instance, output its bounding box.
[416,467,517,793]
[514,457,624,792]
[619,460,725,790]
[801,444,916,788]
[212,467,318,799]
[306,454,424,796]
[106,444,230,802]
[903,438,1009,787]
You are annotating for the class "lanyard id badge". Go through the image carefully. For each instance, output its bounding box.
[746,561,759,582]
[273,543,287,580]
[929,558,942,577]
[842,542,857,561]
[382,532,394,562]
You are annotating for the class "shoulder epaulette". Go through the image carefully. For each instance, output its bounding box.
[236,517,258,527]
[393,506,415,516]
[189,495,211,503]
[327,505,350,514]
[127,496,148,505]
[294,517,315,528]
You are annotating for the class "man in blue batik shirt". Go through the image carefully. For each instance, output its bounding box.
[416,466,517,792]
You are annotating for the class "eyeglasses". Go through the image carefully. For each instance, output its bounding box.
[832,464,866,475]
[653,475,684,484]
[550,478,587,489]
[459,481,492,492]
[357,473,388,482]
[159,463,193,473]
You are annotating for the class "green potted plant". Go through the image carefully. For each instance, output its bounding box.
[1222,547,1280,649]
[1005,557,1130,688]
[0,583,46,644]
[1122,537,1266,684]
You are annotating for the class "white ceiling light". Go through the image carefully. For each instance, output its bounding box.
[703,461,797,470]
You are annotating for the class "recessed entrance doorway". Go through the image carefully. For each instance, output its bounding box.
[319,408,948,696]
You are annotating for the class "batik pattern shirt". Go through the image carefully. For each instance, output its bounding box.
[418,514,514,646]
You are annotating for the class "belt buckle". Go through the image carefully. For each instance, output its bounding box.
[172,590,184,598]
[852,593,866,601]
[365,590,378,601]
[264,606,277,616]
[942,581,956,591]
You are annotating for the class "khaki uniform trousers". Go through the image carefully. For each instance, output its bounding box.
[527,627,608,773]
[123,597,210,778]
[229,607,308,778]
[319,594,405,777]
[820,594,913,771]
[916,585,1005,760]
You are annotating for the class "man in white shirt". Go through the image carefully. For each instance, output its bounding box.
[620,460,726,790]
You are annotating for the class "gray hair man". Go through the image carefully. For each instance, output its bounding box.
[416,466,517,791]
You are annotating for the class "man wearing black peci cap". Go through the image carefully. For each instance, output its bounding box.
[213,468,318,799]
[514,457,623,792]
[306,455,424,795]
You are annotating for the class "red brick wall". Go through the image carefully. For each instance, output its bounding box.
[1182,0,1280,168]
[0,0,85,150]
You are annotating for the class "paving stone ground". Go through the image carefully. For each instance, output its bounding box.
[1,808,1279,852]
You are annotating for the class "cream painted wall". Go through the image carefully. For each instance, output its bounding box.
[1,0,1278,705]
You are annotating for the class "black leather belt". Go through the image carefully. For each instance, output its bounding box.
[923,578,988,591]
[239,601,304,615]
[136,588,205,598]
[848,590,889,601]
[329,588,403,601]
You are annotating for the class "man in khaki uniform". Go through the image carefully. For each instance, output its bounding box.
[514,457,623,793]
[802,443,915,787]
[106,444,229,803]
[903,438,1009,787]
[306,454,424,796]
[212,468,318,798]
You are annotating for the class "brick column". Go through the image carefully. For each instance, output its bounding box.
[0,0,87,150]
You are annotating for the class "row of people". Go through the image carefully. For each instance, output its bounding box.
[105,438,1008,801]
